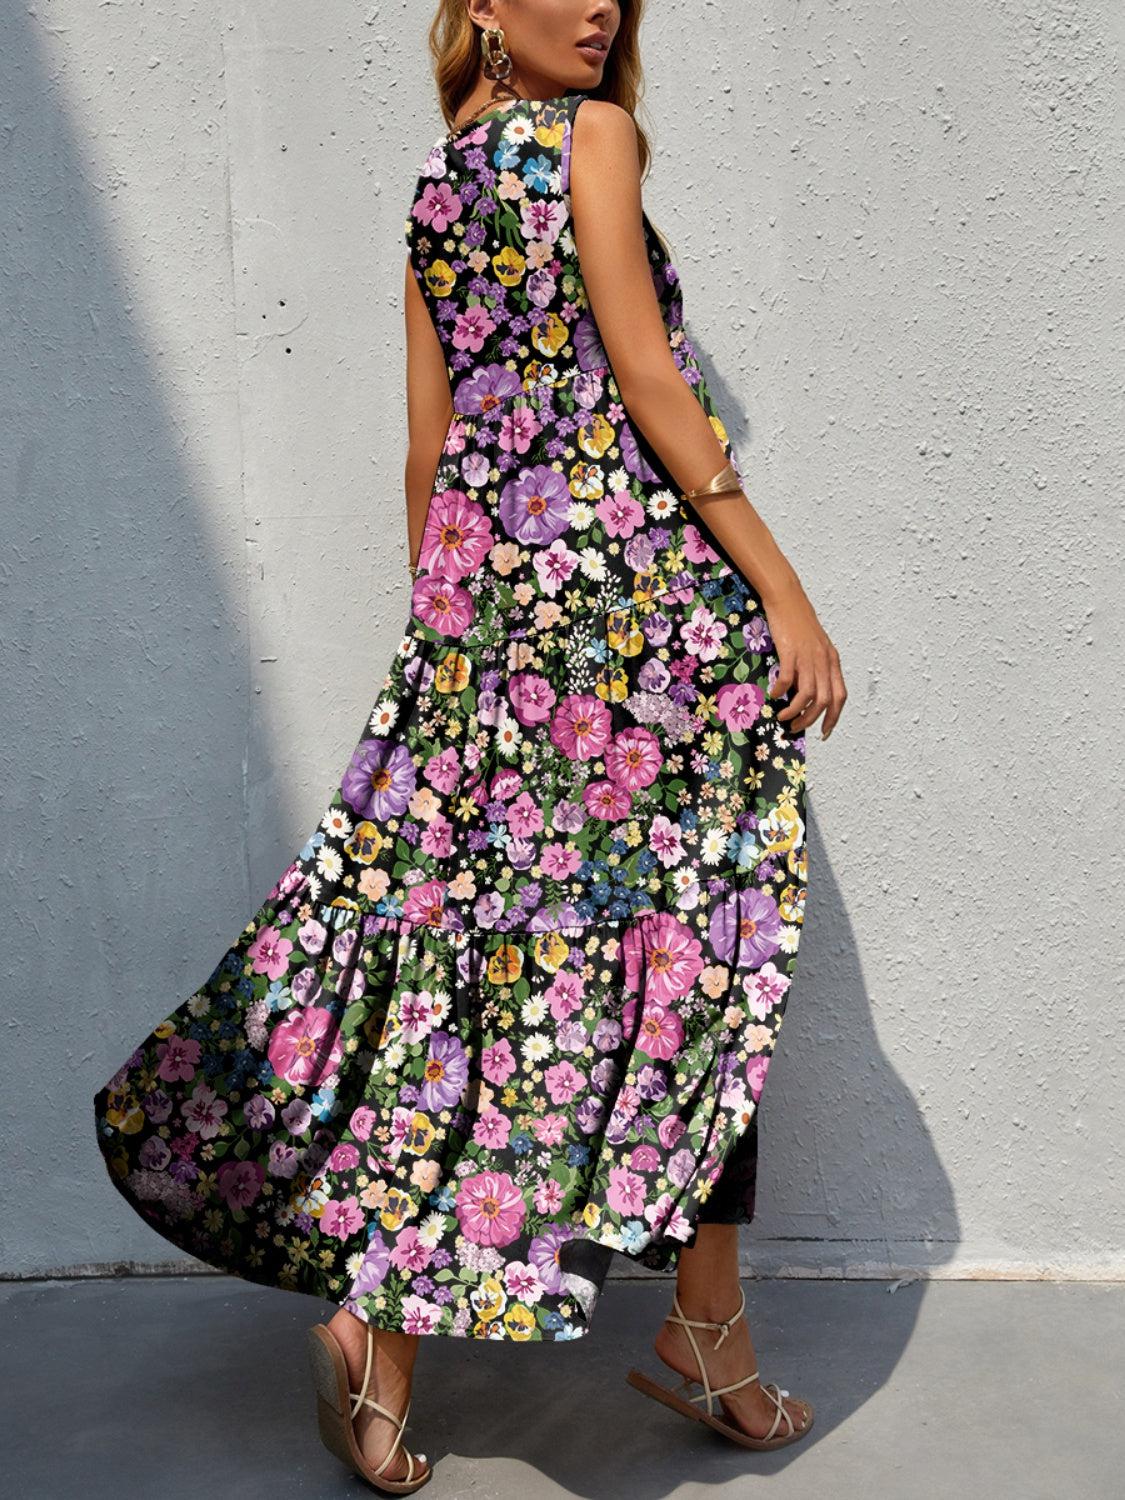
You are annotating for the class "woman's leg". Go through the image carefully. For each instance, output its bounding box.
[653,1223,811,1438]
[326,1307,423,1481]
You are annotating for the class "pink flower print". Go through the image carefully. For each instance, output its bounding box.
[504,1260,546,1300]
[342,739,417,821]
[583,778,633,820]
[630,1143,661,1173]
[509,672,557,727]
[452,364,524,415]
[349,1104,377,1141]
[482,1036,516,1085]
[508,791,544,838]
[520,195,568,244]
[605,727,663,790]
[400,1294,442,1335]
[743,960,792,1020]
[389,1226,435,1273]
[498,403,541,454]
[681,604,727,661]
[535,1177,565,1215]
[622,911,705,1002]
[155,1033,201,1083]
[420,813,454,858]
[320,1193,365,1240]
[267,1005,345,1087]
[709,888,782,968]
[544,1058,584,1105]
[746,1053,772,1103]
[327,1142,360,1172]
[596,488,645,538]
[644,1191,695,1242]
[531,1111,567,1146]
[714,680,765,733]
[452,302,495,353]
[607,1163,647,1216]
[425,744,461,795]
[412,574,475,637]
[398,990,439,1044]
[419,489,495,582]
[215,1160,265,1210]
[657,1113,687,1151]
[181,1082,228,1139]
[247,924,294,981]
[455,1168,527,1247]
[403,878,453,930]
[649,813,686,867]
[413,179,462,234]
[499,464,572,545]
[683,521,722,564]
[472,1108,513,1149]
[546,969,584,1021]
[533,537,581,595]
[419,1029,469,1110]
[549,693,612,761]
[622,995,686,1060]
[540,841,582,878]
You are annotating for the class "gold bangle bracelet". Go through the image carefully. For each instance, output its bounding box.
[682,461,743,502]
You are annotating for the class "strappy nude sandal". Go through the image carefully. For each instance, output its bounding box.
[626,1286,814,1451]
[306,1321,432,1493]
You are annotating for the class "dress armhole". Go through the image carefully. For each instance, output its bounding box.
[560,94,591,197]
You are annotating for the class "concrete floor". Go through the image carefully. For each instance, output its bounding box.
[2,1274,1120,1498]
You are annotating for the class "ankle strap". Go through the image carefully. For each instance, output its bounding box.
[670,1286,746,1348]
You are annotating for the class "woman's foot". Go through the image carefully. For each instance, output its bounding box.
[653,1293,812,1441]
[325,1308,427,1484]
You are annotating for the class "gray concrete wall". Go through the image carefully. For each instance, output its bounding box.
[3,2,1122,1282]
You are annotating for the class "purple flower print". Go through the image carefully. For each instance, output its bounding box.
[419,1030,469,1111]
[411,573,475,637]
[709,888,783,968]
[618,418,661,482]
[572,314,609,373]
[452,363,524,415]
[346,1230,392,1301]
[528,1223,576,1295]
[342,739,417,821]
[499,463,572,544]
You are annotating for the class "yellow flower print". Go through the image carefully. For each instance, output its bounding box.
[530,311,569,358]
[493,245,526,286]
[779,883,806,925]
[576,412,615,458]
[582,1200,601,1228]
[424,259,456,299]
[606,610,645,656]
[504,1303,538,1340]
[534,116,568,152]
[105,1092,146,1135]
[403,1111,437,1155]
[569,460,605,501]
[534,930,570,973]
[379,1185,414,1231]
[594,664,629,705]
[758,797,804,855]
[708,412,730,446]
[471,1274,507,1322]
[435,652,471,694]
[153,1019,176,1039]
[487,944,524,985]
[344,821,384,864]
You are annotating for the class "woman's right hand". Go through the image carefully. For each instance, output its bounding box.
[761,576,847,740]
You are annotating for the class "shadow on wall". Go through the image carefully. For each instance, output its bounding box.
[0,7,292,1275]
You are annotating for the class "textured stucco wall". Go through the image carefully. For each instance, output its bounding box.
[3,1,1122,1283]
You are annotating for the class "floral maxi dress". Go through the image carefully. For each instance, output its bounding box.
[93,93,810,1342]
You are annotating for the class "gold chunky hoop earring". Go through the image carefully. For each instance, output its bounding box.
[480,26,513,82]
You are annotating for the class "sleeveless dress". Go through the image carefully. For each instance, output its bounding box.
[93,92,810,1342]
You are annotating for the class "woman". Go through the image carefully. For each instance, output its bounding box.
[93,1,846,1492]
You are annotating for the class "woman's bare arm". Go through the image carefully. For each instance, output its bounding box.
[403,254,454,569]
[569,102,846,739]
